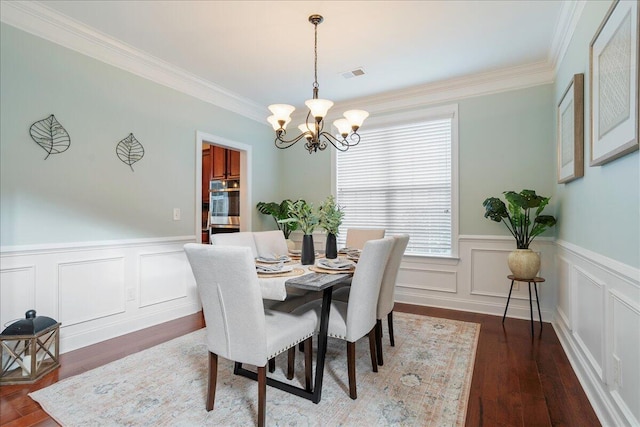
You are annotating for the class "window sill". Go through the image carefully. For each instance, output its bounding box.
[403,253,460,265]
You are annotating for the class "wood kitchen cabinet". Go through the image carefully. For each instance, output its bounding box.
[226,149,240,179]
[211,145,227,179]
[207,145,240,180]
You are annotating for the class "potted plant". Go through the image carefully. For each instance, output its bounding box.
[256,200,299,249]
[482,189,557,279]
[279,200,319,265]
[318,195,344,259]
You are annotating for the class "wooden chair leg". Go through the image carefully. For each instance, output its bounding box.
[268,357,275,373]
[304,337,313,391]
[206,352,217,411]
[257,366,266,427]
[388,311,395,347]
[375,319,384,366]
[368,328,378,373]
[347,341,357,399]
[286,347,295,380]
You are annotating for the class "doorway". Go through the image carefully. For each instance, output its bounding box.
[195,132,252,243]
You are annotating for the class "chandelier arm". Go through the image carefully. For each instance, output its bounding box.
[318,131,352,152]
[274,131,311,150]
[346,132,362,147]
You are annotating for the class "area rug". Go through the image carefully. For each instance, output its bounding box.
[30,312,479,426]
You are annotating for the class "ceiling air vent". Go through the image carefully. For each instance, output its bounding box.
[341,67,365,79]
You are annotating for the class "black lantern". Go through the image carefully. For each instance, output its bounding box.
[0,310,61,384]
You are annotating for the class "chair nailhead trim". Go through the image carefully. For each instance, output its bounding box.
[267,333,313,359]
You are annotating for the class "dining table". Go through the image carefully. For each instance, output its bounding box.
[234,256,355,404]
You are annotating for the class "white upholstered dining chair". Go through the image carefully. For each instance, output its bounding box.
[253,230,289,258]
[184,244,316,427]
[292,237,394,399]
[345,228,385,250]
[333,234,409,365]
[210,231,258,256]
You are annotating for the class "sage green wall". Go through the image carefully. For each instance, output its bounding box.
[458,85,555,236]
[554,1,639,268]
[0,24,277,246]
[277,84,556,238]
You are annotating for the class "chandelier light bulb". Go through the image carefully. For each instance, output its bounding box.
[305,98,334,120]
[268,115,290,131]
[333,118,351,136]
[343,110,370,129]
[298,123,316,137]
[268,104,296,123]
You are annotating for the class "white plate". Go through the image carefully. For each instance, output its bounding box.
[288,249,301,255]
[256,256,291,264]
[256,265,293,275]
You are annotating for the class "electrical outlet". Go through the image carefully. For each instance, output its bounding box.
[173,208,181,221]
[126,288,135,301]
[613,355,622,388]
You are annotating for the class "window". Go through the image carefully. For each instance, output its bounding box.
[335,105,458,257]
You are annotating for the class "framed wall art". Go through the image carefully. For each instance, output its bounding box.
[589,0,639,166]
[558,73,584,183]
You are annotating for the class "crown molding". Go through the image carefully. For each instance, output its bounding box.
[3,0,571,125]
[548,0,587,74]
[0,1,266,123]
[330,60,555,117]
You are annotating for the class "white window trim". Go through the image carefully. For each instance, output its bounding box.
[332,104,459,258]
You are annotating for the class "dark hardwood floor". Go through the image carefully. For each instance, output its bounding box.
[0,305,600,427]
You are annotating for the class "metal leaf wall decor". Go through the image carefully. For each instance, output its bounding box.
[29,114,71,159]
[116,133,145,172]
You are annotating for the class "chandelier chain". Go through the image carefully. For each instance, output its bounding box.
[313,20,319,91]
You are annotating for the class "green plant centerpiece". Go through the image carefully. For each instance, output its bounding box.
[256,200,299,240]
[482,189,557,279]
[318,195,344,259]
[279,200,319,265]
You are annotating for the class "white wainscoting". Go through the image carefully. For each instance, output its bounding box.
[394,235,557,321]
[0,237,200,353]
[554,240,639,427]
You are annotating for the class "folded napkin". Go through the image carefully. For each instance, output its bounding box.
[318,259,354,270]
[256,263,284,273]
[256,255,290,262]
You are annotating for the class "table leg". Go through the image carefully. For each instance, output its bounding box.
[312,287,333,403]
[528,281,534,336]
[533,282,543,329]
[502,280,516,323]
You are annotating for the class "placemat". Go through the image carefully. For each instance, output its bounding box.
[257,267,305,278]
[309,265,355,275]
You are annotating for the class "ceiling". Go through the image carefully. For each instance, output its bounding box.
[5,1,573,114]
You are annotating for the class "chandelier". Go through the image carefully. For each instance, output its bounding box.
[267,15,369,154]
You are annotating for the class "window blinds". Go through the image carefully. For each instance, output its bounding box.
[336,118,452,256]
